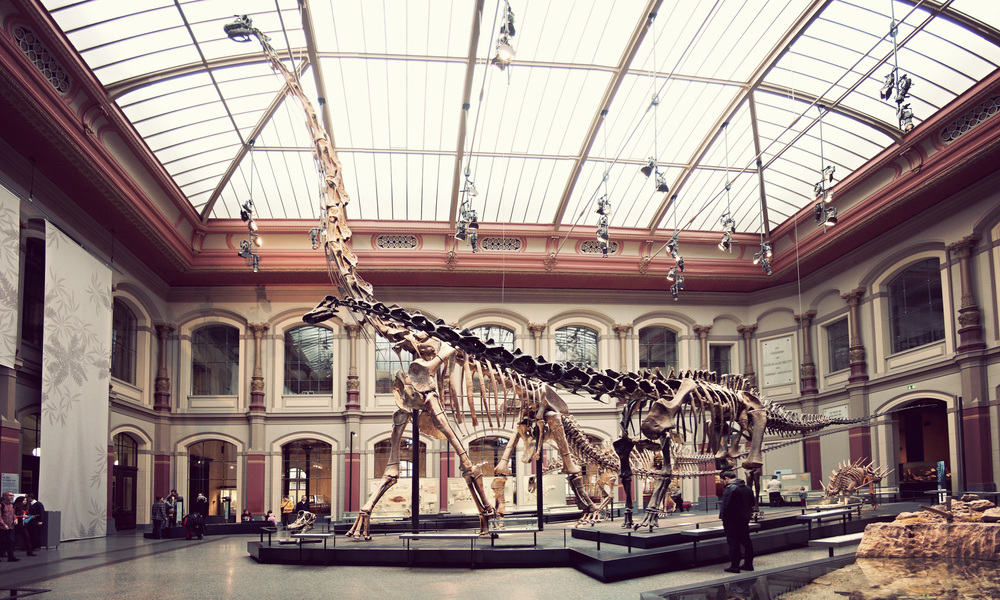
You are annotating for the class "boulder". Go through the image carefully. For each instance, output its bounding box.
[856,522,1000,560]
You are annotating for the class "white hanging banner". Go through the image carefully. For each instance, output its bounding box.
[40,223,112,540]
[0,185,18,368]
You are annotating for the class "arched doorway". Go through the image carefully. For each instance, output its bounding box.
[112,433,138,529]
[188,440,237,519]
[281,440,333,515]
[895,399,950,499]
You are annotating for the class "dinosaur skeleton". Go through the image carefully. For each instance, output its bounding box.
[226,14,907,540]
[825,458,891,508]
[287,510,317,533]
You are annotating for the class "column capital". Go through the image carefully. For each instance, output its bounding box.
[248,322,270,338]
[736,324,757,337]
[693,325,712,336]
[946,234,979,258]
[154,323,175,337]
[528,323,547,336]
[841,288,865,306]
[344,323,362,337]
[794,310,817,325]
[612,323,633,337]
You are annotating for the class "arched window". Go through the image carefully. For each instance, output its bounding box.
[20,414,40,496]
[375,337,412,394]
[554,325,598,368]
[191,325,239,395]
[282,440,333,515]
[374,437,426,478]
[113,433,138,467]
[111,299,137,384]
[284,326,334,394]
[638,326,677,375]
[21,237,44,347]
[470,326,515,393]
[188,440,237,517]
[469,436,515,477]
[888,258,945,353]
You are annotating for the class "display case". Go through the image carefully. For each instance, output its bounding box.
[368,478,439,517]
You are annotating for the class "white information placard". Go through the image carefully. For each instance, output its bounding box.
[761,335,795,387]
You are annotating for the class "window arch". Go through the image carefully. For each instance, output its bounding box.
[187,439,237,517]
[113,432,138,467]
[554,325,598,368]
[888,258,945,353]
[469,325,515,349]
[111,299,138,384]
[191,325,239,395]
[282,439,332,515]
[374,437,426,478]
[638,326,677,374]
[284,325,334,394]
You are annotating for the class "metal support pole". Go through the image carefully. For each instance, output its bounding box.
[411,409,420,534]
[536,450,544,531]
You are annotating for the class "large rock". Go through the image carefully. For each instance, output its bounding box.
[856,522,1000,560]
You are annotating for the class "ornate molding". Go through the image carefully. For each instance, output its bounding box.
[693,325,712,337]
[528,323,547,336]
[612,323,633,337]
[946,234,978,258]
[841,288,865,306]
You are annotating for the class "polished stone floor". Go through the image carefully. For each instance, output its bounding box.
[1,526,846,600]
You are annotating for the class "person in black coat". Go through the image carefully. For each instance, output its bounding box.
[193,493,209,517]
[719,470,755,573]
[295,495,309,514]
[24,494,44,551]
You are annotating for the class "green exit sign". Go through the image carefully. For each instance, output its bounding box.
[906,384,916,390]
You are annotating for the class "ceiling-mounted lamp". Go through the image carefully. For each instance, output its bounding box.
[666,266,678,281]
[654,170,669,193]
[814,202,838,229]
[595,195,611,216]
[669,274,684,302]
[753,241,772,275]
[237,239,260,273]
[877,3,917,132]
[492,1,517,71]
[718,231,732,252]
[596,215,610,258]
[639,158,655,178]
[251,233,263,247]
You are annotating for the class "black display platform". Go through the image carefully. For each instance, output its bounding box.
[245,503,910,582]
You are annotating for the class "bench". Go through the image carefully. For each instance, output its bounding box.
[806,502,863,517]
[259,527,278,546]
[808,532,864,557]
[399,532,482,568]
[680,523,760,563]
[291,532,337,564]
[488,518,540,548]
[796,508,853,536]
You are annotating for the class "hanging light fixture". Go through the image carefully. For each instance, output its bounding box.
[654,170,669,193]
[595,109,612,258]
[753,241,772,275]
[639,158,655,178]
[813,106,838,231]
[876,2,916,132]
[235,138,261,271]
[718,122,736,253]
[492,1,517,71]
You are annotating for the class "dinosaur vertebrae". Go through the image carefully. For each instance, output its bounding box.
[826,459,890,496]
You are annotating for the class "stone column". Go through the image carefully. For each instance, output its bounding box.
[736,324,757,388]
[795,311,818,395]
[528,323,546,356]
[612,323,632,373]
[345,323,362,410]
[153,324,174,412]
[948,236,984,352]
[248,323,269,412]
[841,289,868,383]
[693,325,712,371]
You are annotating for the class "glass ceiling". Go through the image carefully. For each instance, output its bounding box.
[41,0,1000,237]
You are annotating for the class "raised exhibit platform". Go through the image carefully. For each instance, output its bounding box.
[246,502,912,582]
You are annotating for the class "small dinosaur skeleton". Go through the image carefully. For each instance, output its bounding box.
[825,458,891,507]
[227,14,911,540]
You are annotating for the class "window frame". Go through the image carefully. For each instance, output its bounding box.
[190,324,240,396]
[638,326,678,376]
[887,258,946,354]
[554,324,599,368]
[825,317,850,373]
[111,298,138,384]
[709,343,732,375]
[283,325,335,395]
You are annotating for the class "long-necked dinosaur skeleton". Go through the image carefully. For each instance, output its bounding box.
[226,15,907,540]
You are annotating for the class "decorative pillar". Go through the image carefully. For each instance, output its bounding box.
[248,323,269,412]
[948,236,984,352]
[345,323,362,410]
[841,289,868,383]
[153,324,174,412]
[528,323,546,355]
[612,323,632,372]
[736,324,757,388]
[794,311,818,395]
[693,325,712,371]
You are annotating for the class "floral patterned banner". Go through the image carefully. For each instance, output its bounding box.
[0,185,17,368]
[40,223,111,540]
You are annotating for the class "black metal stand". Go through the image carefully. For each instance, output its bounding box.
[536,451,544,531]
[411,409,420,533]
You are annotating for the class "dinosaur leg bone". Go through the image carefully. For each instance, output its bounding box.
[347,409,410,540]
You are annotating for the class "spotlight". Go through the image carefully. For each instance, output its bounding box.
[467,211,479,231]
[676,256,684,272]
[309,227,321,249]
[493,37,516,69]
[753,242,771,268]
[898,103,914,132]
[250,252,260,273]
[667,266,677,282]
[823,207,838,226]
[463,182,478,197]
[639,158,655,178]
[879,69,895,100]
[248,219,259,232]
[454,221,468,241]
[719,212,735,233]
[667,241,679,261]
[596,195,611,216]
[252,233,262,247]
[760,257,772,275]
[814,202,838,228]
[670,282,680,302]
[238,239,252,260]
[597,215,609,244]
[718,231,732,252]
[763,241,772,258]
[655,171,669,193]
[895,74,912,103]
